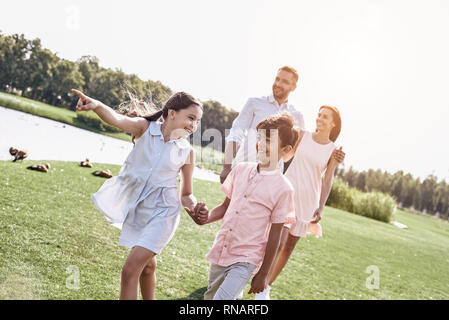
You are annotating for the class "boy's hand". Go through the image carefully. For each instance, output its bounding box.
[248,272,268,294]
[196,202,209,224]
[185,202,209,225]
[72,89,102,112]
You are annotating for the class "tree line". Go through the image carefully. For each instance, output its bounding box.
[336,166,449,220]
[0,32,238,149]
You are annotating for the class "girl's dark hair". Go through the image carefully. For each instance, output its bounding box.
[256,112,300,148]
[117,91,202,144]
[319,105,341,142]
[144,91,202,122]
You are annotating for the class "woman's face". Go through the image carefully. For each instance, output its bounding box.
[316,108,335,133]
[168,104,203,139]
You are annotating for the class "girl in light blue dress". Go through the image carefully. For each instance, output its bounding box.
[72,89,209,300]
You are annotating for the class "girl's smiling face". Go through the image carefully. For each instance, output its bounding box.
[167,104,203,139]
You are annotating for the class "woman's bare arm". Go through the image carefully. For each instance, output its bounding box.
[311,155,339,223]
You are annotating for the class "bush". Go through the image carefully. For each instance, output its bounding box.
[328,178,397,222]
[327,178,356,213]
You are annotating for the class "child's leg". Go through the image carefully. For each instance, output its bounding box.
[204,263,227,300]
[120,246,156,300]
[139,256,157,300]
[268,232,300,286]
[213,263,256,300]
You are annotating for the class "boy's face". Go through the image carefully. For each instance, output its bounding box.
[256,130,282,167]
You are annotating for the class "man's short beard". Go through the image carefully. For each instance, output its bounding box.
[272,86,289,101]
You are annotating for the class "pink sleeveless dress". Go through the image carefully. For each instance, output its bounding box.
[284,131,336,238]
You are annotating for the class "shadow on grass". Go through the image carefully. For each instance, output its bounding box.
[176,286,207,300]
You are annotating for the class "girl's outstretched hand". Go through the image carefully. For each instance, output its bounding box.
[72,89,102,112]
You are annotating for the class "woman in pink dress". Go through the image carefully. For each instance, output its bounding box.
[255,105,342,300]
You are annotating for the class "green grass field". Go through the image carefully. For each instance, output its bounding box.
[0,160,448,300]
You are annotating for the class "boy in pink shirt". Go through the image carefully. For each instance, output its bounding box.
[201,113,299,300]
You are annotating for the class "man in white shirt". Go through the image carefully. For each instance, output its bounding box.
[220,66,344,183]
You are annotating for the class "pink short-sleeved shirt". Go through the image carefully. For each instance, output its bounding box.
[206,162,296,271]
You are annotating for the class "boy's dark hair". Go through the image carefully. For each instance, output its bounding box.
[256,112,300,148]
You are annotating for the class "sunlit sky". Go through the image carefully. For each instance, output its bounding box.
[2,0,449,181]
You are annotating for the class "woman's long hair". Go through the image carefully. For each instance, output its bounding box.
[319,105,341,142]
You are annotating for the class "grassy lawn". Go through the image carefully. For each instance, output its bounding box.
[0,160,448,300]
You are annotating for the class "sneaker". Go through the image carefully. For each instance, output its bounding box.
[254,285,271,300]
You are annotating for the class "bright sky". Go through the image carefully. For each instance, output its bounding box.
[2,0,449,181]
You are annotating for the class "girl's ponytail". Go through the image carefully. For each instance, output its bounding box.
[144,109,164,123]
[117,90,160,145]
[117,89,202,145]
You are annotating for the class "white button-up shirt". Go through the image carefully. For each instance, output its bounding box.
[225,94,305,167]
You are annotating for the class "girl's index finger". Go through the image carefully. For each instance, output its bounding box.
[71,89,87,102]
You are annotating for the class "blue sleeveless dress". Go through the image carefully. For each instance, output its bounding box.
[91,121,192,254]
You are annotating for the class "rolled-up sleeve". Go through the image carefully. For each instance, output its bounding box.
[225,98,254,144]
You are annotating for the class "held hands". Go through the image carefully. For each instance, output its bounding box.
[185,202,209,225]
[71,89,102,112]
[332,146,345,163]
[248,272,268,294]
